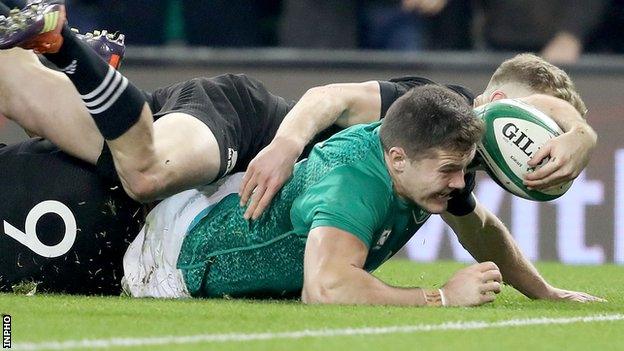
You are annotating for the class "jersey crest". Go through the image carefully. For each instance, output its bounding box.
[412,209,430,224]
[373,229,392,250]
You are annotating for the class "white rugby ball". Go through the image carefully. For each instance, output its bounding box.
[474,99,573,201]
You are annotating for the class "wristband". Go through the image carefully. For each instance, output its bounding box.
[422,289,446,307]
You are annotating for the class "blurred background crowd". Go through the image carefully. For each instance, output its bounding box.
[5,0,624,63]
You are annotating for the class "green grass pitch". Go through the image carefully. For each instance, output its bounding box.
[1,260,622,351]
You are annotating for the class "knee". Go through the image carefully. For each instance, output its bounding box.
[120,172,161,203]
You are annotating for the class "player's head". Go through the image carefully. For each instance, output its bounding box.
[475,53,587,116]
[380,85,484,213]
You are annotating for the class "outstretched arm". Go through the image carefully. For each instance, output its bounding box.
[239,81,382,219]
[442,199,605,302]
[302,226,502,306]
[517,94,597,190]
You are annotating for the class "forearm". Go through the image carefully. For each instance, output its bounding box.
[303,265,437,306]
[445,210,552,299]
[520,94,593,130]
[521,94,597,147]
[271,82,381,153]
[475,217,551,299]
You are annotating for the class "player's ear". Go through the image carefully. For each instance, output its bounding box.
[388,147,407,172]
[489,90,507,102]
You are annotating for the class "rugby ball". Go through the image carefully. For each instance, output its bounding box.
[474,99,572,201]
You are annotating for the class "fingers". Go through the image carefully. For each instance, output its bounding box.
[524,170,563,189]
[524,153,574,189]
[527,143,552,167]
[239,172,258,207]
[482,269,502,283]
[570,292,607,303]
[525,158,559,181]
[477,261,499,272]
[584,292,607,302]
[585,295,607,303]
[480,293,496,304]
[243,184,266,220]
[480,281,502,295]
[250,182,280,220]
[524,168,574,190]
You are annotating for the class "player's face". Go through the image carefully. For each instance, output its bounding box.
[394,147,475,213]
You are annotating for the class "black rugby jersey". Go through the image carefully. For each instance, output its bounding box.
[0,139,143,294]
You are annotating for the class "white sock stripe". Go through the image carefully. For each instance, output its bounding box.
[79,66,115,101]
[9,314,624,351]
[88,77,129,115]
[83,71,123,108]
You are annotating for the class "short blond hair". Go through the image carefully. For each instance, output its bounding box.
[487,53,588,117]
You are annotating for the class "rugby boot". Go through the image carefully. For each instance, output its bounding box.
[75,29,125,69]
[0,0,66,53]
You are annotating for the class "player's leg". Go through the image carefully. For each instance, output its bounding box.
[0,47,221,201]
[0,47,105,163]
[0,1,222,201]
[108,111,221,202]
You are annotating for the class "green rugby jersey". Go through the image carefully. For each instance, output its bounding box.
[177,122,431,298]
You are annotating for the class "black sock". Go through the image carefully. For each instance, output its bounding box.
[44,26,145,140]
[96,145,121,184]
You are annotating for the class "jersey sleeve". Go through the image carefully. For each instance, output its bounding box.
[296,167,391,247]
[446,171,477,216]
[378,76,475,118]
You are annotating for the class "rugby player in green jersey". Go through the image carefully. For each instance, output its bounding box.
[122,84,602,306]
[232,54,603,305]
[124,84,493,305]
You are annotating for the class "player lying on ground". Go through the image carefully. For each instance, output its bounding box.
[121,85,603,306]
[0,1,598,302]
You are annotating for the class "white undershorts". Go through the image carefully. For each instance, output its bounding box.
[122,173,243,298]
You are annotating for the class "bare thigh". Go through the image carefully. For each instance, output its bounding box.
[0,48,104,163]
[107,111,222,200]
[151,112,222,189]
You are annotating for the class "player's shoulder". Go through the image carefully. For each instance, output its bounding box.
[378,76,474,118]
[319,122,381,149]
[202,73,265,90]
[316,162,393,208]
[380,76,474,101]
[309,122,385,170]
[156,74,265,96]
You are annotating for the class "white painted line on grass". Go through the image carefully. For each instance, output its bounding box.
[12,314,624,350]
